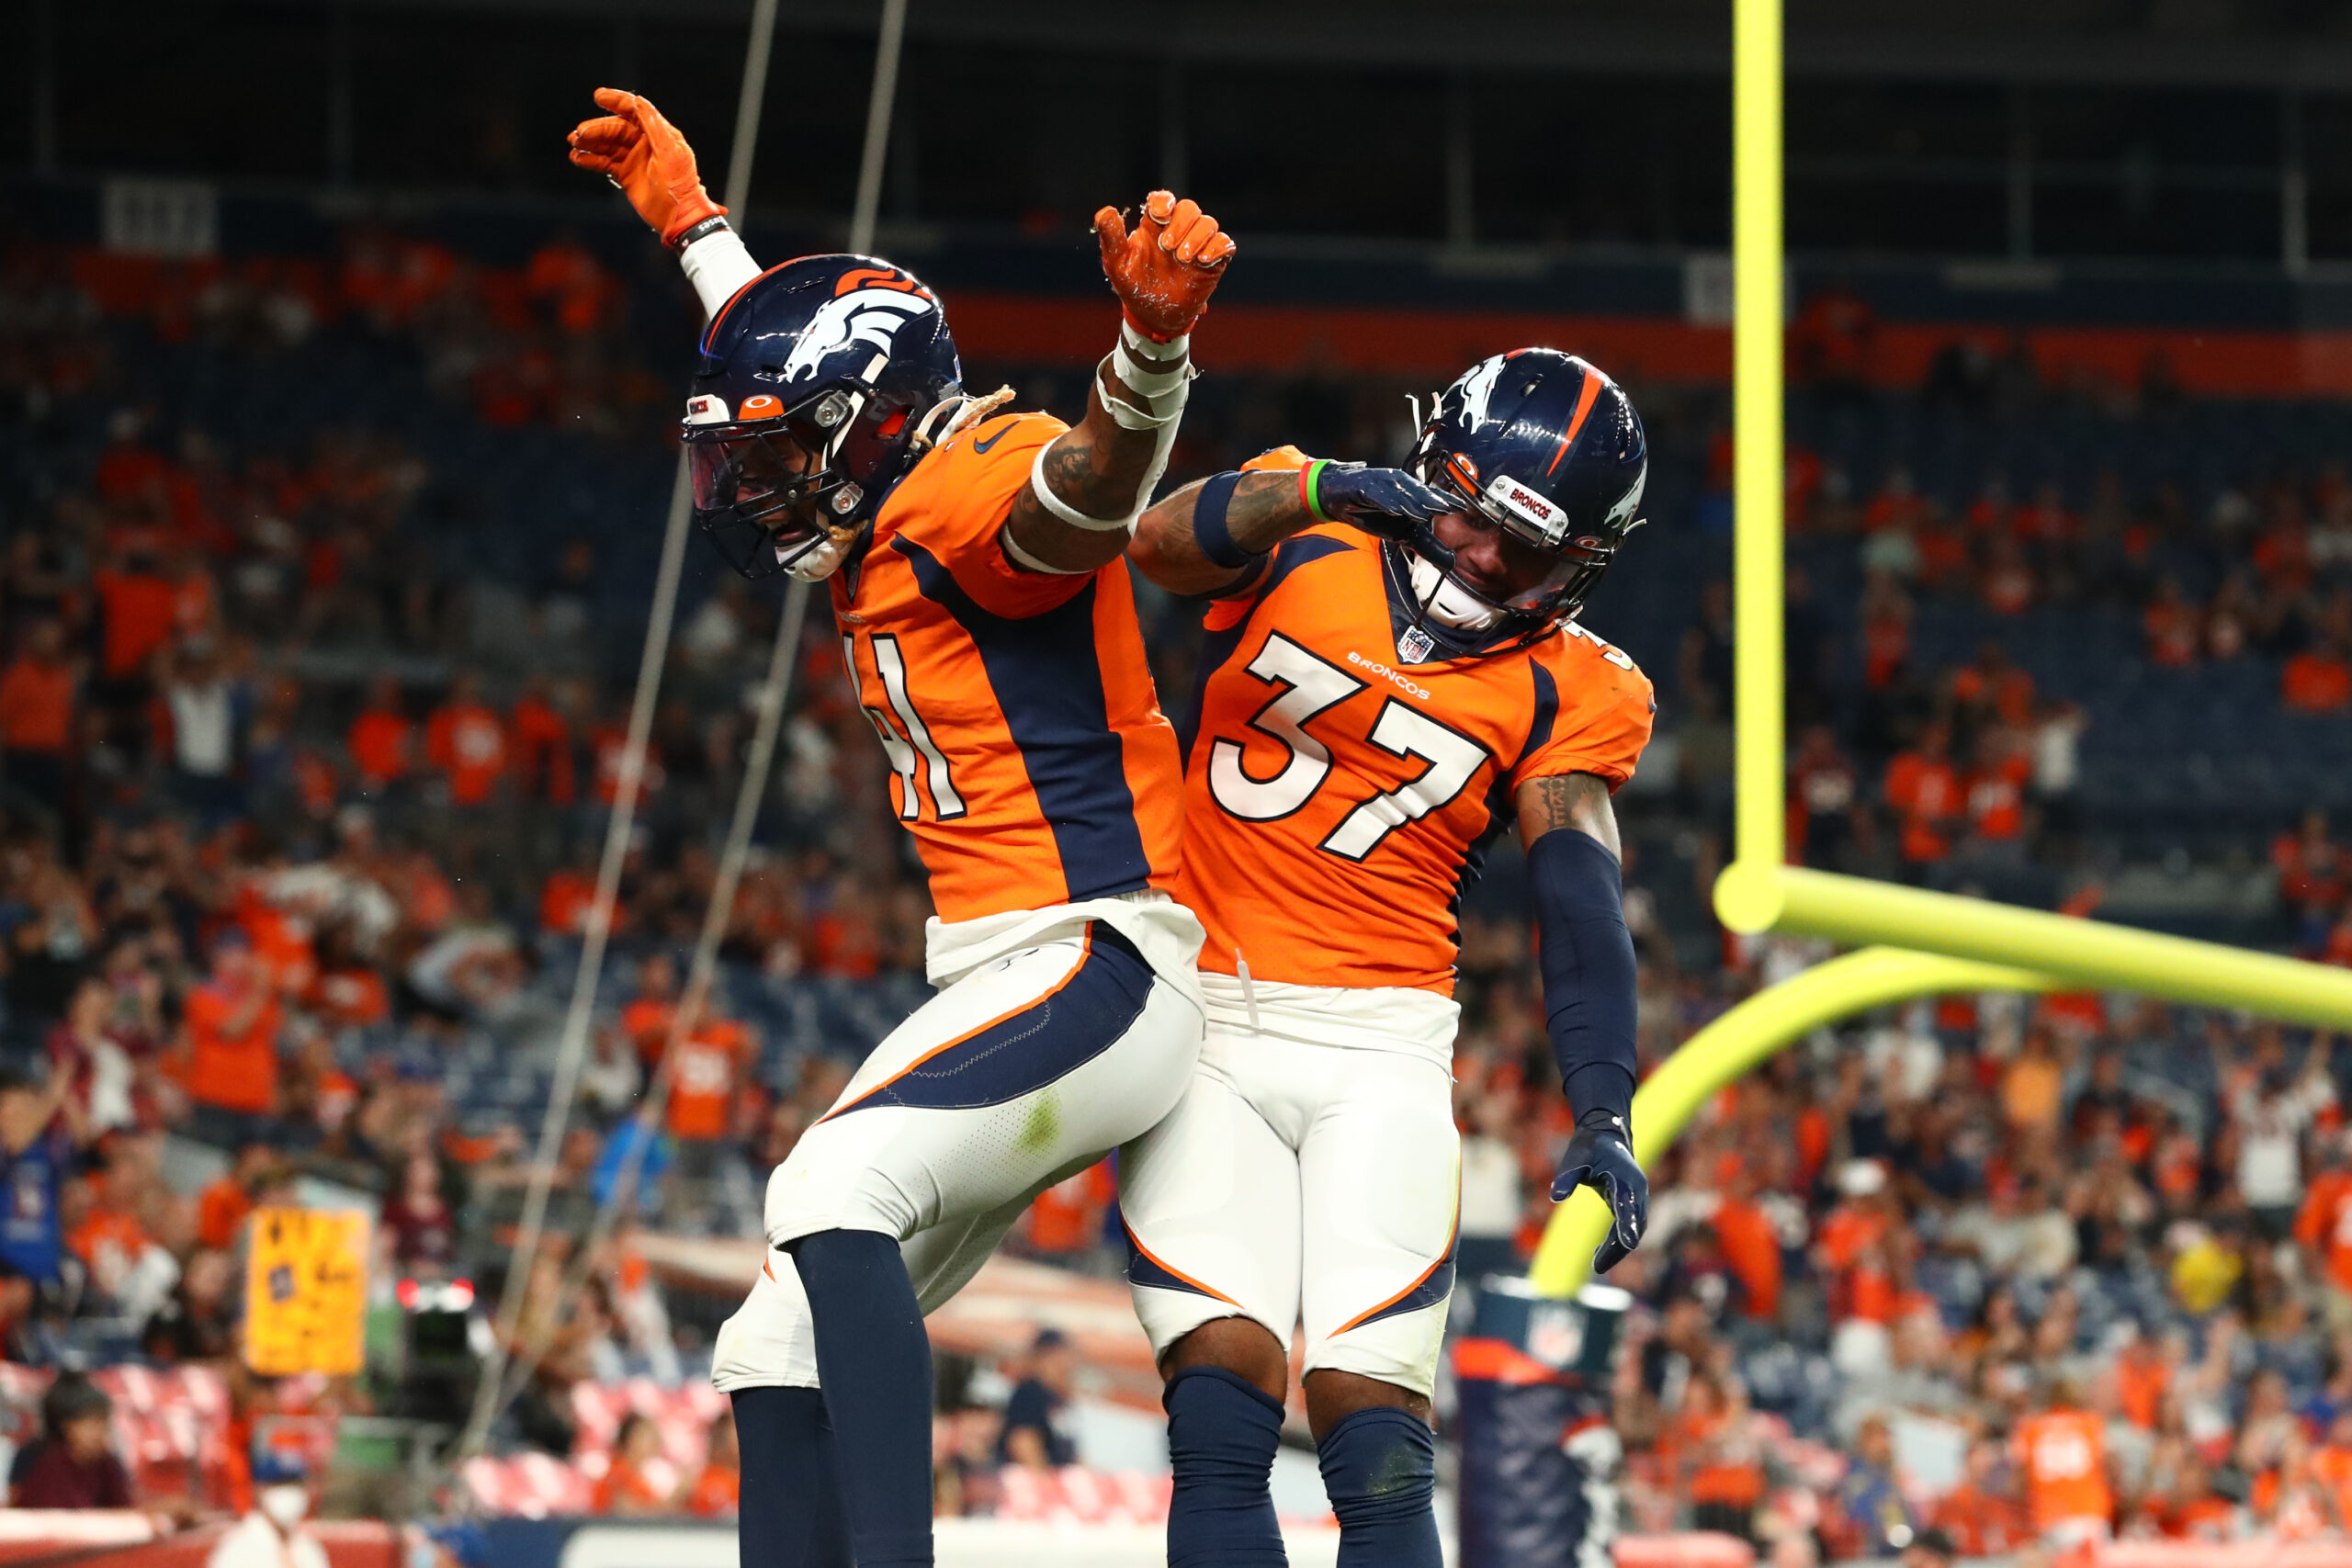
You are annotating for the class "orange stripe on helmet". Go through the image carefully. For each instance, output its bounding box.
[1544,366,1607,479]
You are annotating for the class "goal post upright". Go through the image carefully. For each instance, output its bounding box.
[1526,0,2352,1300]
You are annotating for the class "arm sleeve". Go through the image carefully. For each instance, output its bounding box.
[1529,825,1639,1124]
[680,228,763,321]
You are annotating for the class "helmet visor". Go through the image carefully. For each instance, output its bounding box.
[1429,475,1609,617]
[687,428,859,580]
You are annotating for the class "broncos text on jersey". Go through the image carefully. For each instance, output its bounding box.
[1176,520,1653,994]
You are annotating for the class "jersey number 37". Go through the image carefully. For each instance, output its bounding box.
[1208,634,1486,862]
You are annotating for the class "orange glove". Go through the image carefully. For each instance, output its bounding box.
[567,87,726,248]
[1093,191,1235,343]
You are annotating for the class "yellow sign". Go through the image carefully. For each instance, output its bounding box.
[244,1207,371,1378]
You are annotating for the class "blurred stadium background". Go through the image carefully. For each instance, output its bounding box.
[10,0,2352,1562]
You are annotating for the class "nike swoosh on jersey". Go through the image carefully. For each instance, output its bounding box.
[971,423,1012,454]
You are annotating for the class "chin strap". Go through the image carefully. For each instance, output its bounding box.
[790,386,1016,582]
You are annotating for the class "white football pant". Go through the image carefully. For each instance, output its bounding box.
[1119,973,1462,1399]
[713,895,1204,1392]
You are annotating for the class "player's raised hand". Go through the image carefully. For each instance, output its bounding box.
[1094,191,1235,343]
[568,88,725,248]
[1303,461,1456,541]
[1552,1112,1648,1274]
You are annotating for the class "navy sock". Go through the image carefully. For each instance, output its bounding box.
[1317,1406,1441,1568]
[790,1229,934,1568]
[1165,1366,1289,1568]
[731,1386,850,1568]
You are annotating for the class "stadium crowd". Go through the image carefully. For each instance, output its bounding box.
[6,216,2352,1553]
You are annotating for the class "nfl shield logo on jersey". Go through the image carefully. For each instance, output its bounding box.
[1397,624,1436,663]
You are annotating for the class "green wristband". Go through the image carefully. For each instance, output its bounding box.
[1300,459,1335,525]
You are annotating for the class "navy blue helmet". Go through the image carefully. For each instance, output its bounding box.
[1398,349,1646,649]
[682,254,964,580]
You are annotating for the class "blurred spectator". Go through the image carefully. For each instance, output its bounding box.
[1884,723,1962,872]
[0,620,79,815]
[510,676,576,807]
[197,1141,275,1250]
[10,1376,133,1508]
[2285,634,2352,714]
[2015,1379,2116,1549]
[172,930,284,1145]
[1021,1159,1115,1266]
[346,676,413,792]
[209,1442,325,1568]
[2234,1038,2336,1238]
[996,1329,1079,1470]
[379,1151,457,1272]
[0,1066,77,1292]
[1932,1438,2030,1554]
[1825,1415,1915,1559]
[684,1408,741,1517]
[424,672,506,808]
[2145,579,2201,667]
[594,1413,672,1515]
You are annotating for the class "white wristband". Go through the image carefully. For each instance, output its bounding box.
[681,228,763,321]
[1028,445,1137,533]
[1000,524,1096,575]
[1096,352,1193,432]
[1113,321,1192,399]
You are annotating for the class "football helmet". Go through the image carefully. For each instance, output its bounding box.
[1397,349,1647,650]
[681,254,963,580]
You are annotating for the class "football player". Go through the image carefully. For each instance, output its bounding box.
[570,90,1231,1568]
[1120,349,1655,1568]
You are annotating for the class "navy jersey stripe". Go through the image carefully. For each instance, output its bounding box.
[896,538,1154,903]
[1457,660,1560,900]
[830,924,1153,1116]
[1175,533,1357,767]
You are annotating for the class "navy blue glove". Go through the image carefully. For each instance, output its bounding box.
[1306,461,1455,541]
[1551,1110,1648,1275]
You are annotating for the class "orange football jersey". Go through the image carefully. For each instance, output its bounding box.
[832,410,1184,924]
[2014,1409,2113,1528]
[1176,516,1653,994]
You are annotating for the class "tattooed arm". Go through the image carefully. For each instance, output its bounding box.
[1128,469,1304,596]
[1130,459,1457,598]
[1000,338,1193,575]
[1516,770,1623,858]
[999,191,1232,578]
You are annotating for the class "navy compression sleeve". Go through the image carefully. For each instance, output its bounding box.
[1527,826,1638,1125]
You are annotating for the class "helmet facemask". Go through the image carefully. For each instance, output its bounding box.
[683,378,899,581]
[1395,457,1627,647]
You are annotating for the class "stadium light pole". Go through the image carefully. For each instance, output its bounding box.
[1530,0,2352,1299]
[459,0,786,1463]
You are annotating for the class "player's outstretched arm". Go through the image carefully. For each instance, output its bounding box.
[1519,772,1648,1274]
[1130,461,1456,597]
[999,194,1231,578]
[569,88,760,320]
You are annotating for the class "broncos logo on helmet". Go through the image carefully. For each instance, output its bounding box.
[681,254,964,581]
[779,287,939,384]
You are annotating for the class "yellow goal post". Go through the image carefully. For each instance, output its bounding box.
[1529,0,2352,1297]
